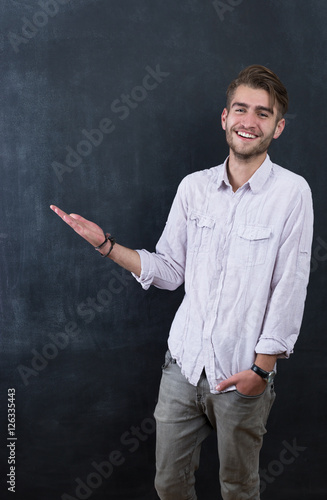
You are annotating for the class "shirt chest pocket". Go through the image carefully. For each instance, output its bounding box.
[188,212,216,253]
[236,225,272,266]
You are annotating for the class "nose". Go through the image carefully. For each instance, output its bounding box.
[240,111,257,130]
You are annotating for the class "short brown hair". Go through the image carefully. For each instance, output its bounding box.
[226,65,288,117]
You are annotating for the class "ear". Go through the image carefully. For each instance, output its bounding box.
[221,108,228,131]
[273,118,285,139]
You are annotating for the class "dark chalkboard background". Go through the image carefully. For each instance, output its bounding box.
[1,1,326,499]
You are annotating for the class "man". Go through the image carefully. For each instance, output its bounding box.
[51,65,313,499]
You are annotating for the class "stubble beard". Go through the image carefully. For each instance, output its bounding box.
[226,128,275,162]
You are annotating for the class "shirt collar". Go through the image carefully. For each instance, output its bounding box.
[218,154,273,194]
[217,158,232,189]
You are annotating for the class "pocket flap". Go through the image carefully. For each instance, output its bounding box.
[190,212,215,229]
[237,225,272,241]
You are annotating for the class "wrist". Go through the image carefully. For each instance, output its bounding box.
[254,353,277,372]
[95,233,116,257]
[251,363,275,383]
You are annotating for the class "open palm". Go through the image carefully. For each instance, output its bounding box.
[50,205,106,248]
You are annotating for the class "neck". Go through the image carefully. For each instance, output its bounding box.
[227,150,267,192]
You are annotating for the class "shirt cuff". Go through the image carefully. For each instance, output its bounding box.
[255,337,292,359]
[131,249,154,290]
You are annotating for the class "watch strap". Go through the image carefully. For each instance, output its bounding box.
[251,363,269,379]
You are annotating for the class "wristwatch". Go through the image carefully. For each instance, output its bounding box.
[251,364,275,383]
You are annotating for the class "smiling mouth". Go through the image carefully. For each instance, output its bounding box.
[236,131,257,139]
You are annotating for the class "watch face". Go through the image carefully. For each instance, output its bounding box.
[267,371,276,384]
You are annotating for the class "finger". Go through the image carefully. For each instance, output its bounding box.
[50,206,84,230]
[50,205,75,224]
[50,205,67,218]
[69,213,88,222]
[216,376,237,392]
[62,213,106,247]
[61,214,85,232]
[69,213,103,235]
[51,205,105,247]
[50,205,84,232]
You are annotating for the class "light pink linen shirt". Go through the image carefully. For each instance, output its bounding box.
[133,155,314,393]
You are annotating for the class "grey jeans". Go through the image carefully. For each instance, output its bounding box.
[154,351,276,500]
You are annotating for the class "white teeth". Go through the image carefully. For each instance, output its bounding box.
[237,131,256,139]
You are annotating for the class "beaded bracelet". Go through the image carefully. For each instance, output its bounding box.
[95,233,110,250]
[102,235,116,257]
[95,233,116,257]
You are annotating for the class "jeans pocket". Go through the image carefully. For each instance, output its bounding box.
[161,349,176,370]
[235,387,266,399]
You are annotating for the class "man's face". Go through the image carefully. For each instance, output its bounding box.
[221,85,285,161]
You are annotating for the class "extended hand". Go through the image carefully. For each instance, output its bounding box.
[50,205,106,248]
[216,369,267,396]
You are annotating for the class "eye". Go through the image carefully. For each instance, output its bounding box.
[259,112,268,118]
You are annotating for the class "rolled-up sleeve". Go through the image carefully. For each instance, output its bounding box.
[131,249,156,290]
[132,178,188,291]
[255,186,314,358]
